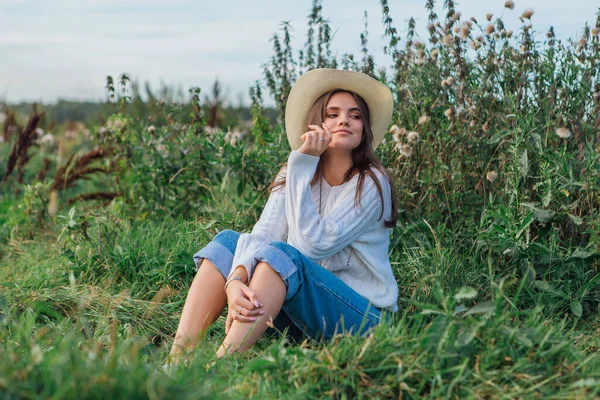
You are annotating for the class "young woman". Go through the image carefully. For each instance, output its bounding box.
[170,68,399,359]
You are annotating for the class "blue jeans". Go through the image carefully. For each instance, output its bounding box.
[193,230,385,341]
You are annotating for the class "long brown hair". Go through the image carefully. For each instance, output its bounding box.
[270,89,398,227]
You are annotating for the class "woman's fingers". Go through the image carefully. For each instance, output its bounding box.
[322,123,332,143]
[240,285,263,308]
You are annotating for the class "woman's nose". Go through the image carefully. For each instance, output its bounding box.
[338,114,349,126]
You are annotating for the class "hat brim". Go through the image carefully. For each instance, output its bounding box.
[285,69,393,151]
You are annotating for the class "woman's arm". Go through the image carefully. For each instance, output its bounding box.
[285,150,390,260]
[228,170,288,280]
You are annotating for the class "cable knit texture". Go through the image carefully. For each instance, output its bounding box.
[230,150,398,311]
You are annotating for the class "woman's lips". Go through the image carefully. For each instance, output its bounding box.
[333,129,352,135]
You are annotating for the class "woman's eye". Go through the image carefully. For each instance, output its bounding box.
[351,114,362,119]
[326,114,337,118]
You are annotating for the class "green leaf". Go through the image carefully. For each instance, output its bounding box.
[463,302,495,316]
[531,281,566,298]
[515,212,534,239]
[529,132,543,153]
[454,286,478,301]
[454,326,476,348]
[570,248,592,259]
[571,379,599,388]
[570,300,583,318]
[487,132,507,145]
[519,149,528,176]
[533,208,556,223]
[453,304,468,315]
[568,214,583,225]
[421,309,446,316]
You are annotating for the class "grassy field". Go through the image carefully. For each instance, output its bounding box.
[1,0,600,398]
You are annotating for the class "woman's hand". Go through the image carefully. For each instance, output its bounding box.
[225,280,264,334]
[298,123,332,157]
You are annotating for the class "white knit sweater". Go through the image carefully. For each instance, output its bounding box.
[230,150,399,311]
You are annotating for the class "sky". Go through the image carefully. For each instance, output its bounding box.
[1,0,597,105]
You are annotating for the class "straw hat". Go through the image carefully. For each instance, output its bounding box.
[285,68,394,150]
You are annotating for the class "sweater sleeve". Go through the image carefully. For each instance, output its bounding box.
[285,150,389,260]
[228,170,288,279]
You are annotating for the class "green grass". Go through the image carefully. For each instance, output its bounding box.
[0,213,598,399]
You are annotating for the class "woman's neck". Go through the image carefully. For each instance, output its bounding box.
[321,150,354,186]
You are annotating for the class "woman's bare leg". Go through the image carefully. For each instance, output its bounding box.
[216,262,286,356]
[169,259,227,361]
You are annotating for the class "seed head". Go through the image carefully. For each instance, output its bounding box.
[555,127,572,139]
[444,107,455,119]
[31,345,44,365]
[469,40,481,50]
[418,115,430,125]
[592,28,599,37]
[485,23,495,35]
[486,13,493,21]
[401,144,413,157]
[415,57,426,66]
[430,48,439,59]
[460,25,471,39]
[486,170,498,182]
[389,124,401,136]
[147,125,156,134]
[578,38,587,47]
[442,34,453,46]
[521,9,534,19]
[504,0,515,10]
[452,12,461,21]
[453,26,460,34]
[407,131,420,143]
[38,133,55,146]
[446,76,455,86]
[506,30,513,38]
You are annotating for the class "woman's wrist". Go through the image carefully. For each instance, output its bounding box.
[224,276,245,291]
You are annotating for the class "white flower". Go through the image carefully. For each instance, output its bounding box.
[0,112,6,125]
[460,25,470,40]
[418,115,430,125]
[37,133,55,146]
[521,9,534,19]
[407,131,420,143]
[442,34,453,46]
[31,344,43,365]
[401,144,413,157]
[389,125,400,136]
[555,127,572,139]
[147,125,156,134]
[486,170,498,182]
[35,128,44,137]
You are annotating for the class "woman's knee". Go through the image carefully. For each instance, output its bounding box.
[213,229,241,251]
[268,241,299,259]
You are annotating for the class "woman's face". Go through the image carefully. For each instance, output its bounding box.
[323,91,364,151]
